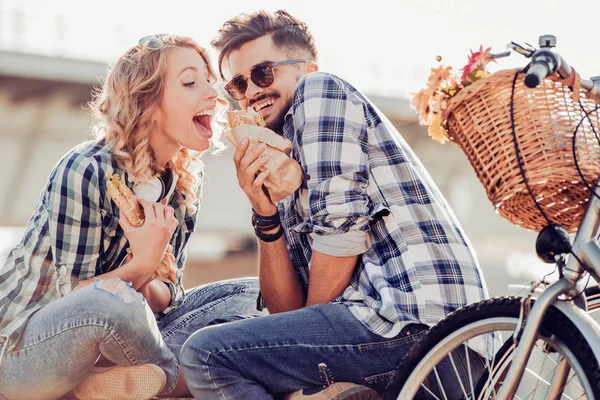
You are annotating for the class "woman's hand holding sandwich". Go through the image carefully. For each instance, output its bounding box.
[117,199,178,288]
[71,199,177,293]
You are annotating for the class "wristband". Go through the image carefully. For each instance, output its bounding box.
[254,225,284,242]
[252,209,280,228]
[254,223,281,232]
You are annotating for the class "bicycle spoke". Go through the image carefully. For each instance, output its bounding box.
[574,390,589,400]
[524,367,551,386]
[491,373,499,399]
[448,350,469,399]
[480,337,510,400]
[489,336,499,378]
[531,346,551,399]
[432,366,449,400]
[464,343,475,398]
[492,340,516,399]
[564,369,585,395]
[544,352,559,400]
[515,366,550,400]
[420,381,442,400]
[541,349,584,400]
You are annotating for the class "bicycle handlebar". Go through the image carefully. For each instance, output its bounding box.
[492,35,600,102]
[525,49,559,88]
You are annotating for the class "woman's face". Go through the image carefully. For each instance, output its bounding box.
[151,47,218,165]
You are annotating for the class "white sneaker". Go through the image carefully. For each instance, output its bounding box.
[72,364,166,400]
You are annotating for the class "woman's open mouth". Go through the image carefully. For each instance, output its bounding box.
[193,109,214,139]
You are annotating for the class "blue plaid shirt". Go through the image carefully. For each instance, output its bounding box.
[278,72,488,338]
[0,139,198,350]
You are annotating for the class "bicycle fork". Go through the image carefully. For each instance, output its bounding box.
[495,279,571,400]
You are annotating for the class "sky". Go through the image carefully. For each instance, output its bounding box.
[2,0,600,99]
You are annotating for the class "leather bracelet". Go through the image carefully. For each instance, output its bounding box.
[252,209,280,227]
[254,223,281,232]
[255,225,284,242]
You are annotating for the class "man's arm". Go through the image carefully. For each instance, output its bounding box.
[257,230,305,313]
[290,73,373,305]
[232,139,305,313]
[306,250,357,306]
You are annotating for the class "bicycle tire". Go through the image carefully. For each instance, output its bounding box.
[390,297,600,399]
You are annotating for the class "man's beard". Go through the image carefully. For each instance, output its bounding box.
[265,97,292,135]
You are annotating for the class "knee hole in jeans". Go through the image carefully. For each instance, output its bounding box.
[94,278,144,304]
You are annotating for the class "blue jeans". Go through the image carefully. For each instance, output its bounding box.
[179,303,429,399]
[0,277,261,400]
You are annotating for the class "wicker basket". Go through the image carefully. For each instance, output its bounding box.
[441,69,600,232]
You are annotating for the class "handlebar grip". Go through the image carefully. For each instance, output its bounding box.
[525,62,550,88]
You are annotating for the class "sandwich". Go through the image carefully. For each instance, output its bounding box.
[226,108,303,202]
[106,174,177,284]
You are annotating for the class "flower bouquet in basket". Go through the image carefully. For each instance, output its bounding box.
[411,47,600,233]
[411,46,494,144]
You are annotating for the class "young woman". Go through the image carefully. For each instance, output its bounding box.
[0,34,261,399]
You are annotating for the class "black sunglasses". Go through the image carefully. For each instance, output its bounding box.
[138,34,170,49]
[224,59,307,100]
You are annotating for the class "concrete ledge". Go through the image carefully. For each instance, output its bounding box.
[0,50,108,85]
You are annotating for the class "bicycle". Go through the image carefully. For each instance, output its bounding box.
[391,35,600,399]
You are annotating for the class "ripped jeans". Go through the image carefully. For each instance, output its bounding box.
[0,277,262,400]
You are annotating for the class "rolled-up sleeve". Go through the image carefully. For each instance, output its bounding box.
[169,248,188,309]
[162,189,201,313]
[290,73,376,257]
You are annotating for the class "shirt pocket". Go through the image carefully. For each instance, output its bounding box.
[101,209,119,238]
[99,209,127,271]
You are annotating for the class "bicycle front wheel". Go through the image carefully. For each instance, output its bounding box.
[393,297,600,399]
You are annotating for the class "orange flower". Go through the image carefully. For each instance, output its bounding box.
[428,115,447,144]
[426,65,454,89]
[410,90,432,125]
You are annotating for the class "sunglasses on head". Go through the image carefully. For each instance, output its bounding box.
[224,59,307,100]
[138,34,171,49]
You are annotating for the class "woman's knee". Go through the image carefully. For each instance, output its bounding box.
[78,278,153,330]
[236,277,260,292]
[208,277,260,296]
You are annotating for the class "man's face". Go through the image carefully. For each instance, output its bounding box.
[225,35,312,134]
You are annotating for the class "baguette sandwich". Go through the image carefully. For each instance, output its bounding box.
[106,174,177,284]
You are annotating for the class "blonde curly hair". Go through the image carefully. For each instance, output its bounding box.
[90,35,227,210]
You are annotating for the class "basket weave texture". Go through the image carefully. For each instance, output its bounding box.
[441,69,600,232]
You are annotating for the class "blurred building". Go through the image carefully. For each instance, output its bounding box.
[0,4,547,296]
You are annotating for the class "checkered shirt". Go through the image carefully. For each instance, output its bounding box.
[0,139,197,350]
[278,72,489,338]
